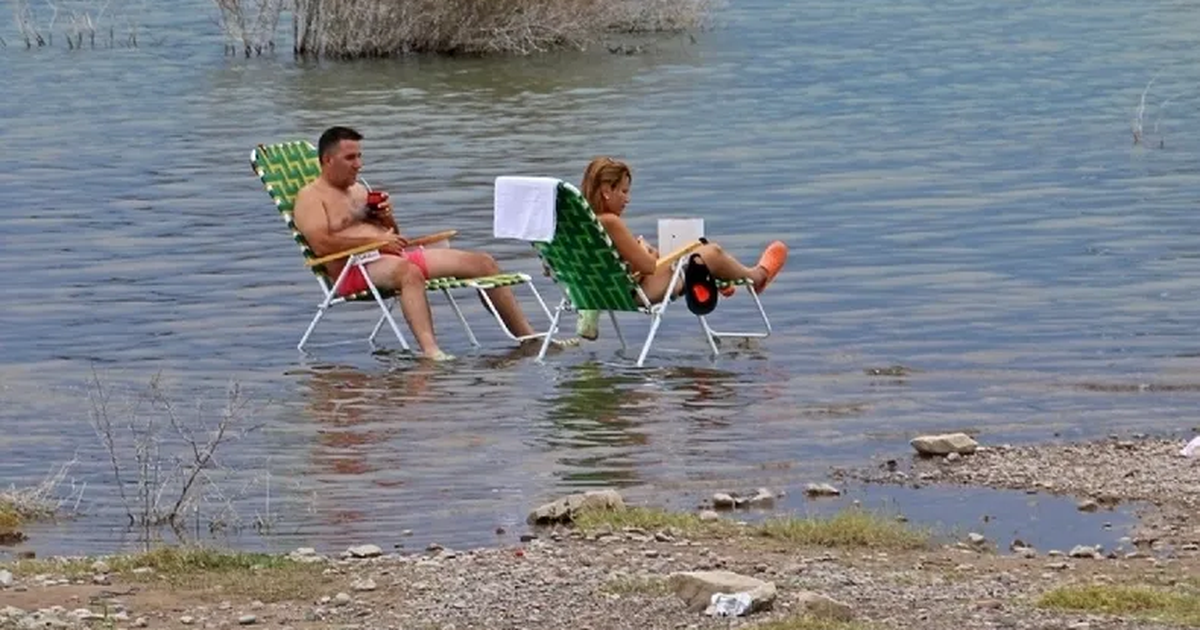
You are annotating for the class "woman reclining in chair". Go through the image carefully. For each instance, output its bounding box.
[577,156,789,338]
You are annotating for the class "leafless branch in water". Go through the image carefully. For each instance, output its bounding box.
[87,371,267,538]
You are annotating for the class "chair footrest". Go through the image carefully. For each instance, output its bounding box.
[338,273,531,301]
[716,277,753,289]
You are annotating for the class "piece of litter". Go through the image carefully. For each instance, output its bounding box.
[705,591,753,617]
[1180,436,1200,457]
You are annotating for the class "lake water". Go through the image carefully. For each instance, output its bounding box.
[4,0,1200,557]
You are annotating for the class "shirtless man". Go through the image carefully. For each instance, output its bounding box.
[293,126,545,360]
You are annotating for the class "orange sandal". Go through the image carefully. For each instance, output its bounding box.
[754,241,789,293]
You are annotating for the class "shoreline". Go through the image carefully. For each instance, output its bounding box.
[4,433,1200,629]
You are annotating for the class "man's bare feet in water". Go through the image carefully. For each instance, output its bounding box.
[420,349,456,362]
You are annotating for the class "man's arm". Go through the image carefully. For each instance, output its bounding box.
[293,187,388,256]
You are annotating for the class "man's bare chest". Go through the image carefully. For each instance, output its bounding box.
[324,194,367,231]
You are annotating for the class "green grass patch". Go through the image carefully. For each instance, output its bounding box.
[752,509,931,550]
[574,506,735,537]
[1038,583,1200,625]
[574,506,929,551]
[752,614,871,630]
[5,546,327,603]
[0,499,19,533]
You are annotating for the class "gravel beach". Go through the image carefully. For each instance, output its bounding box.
[5,434,1200,630]
[838,433,1200,551]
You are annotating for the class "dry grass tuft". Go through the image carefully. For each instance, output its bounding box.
[6,546,328,603]
[1038,582,1200,625]
[752,615,871,630]
[573,506,931,551]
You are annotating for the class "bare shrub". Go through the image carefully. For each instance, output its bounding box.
[86,371,274,539]
[1,457,86,524]
[10,0,148,49]
[211,0,284,57]
[288,0,716,58]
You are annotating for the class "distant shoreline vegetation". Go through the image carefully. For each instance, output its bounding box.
[215,0,716,59]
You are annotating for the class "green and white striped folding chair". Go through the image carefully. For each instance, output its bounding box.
[525,179,771,367]
[251,141,552,352]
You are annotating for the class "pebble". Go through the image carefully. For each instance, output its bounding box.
[134,617,148,628]
[0,570,12,587]
[352,578,378,592]
[333,592,352,607]
[180,615,196,625]
[238,614,258,625]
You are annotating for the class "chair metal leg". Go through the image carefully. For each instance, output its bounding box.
[703,286,772,339]
[298,307,327,351]
[635,261,687,368]
[299,259,355,351]
[537,298,567,362]
[608,311,627,351]
[637,311,665,368]
[698,315,720,357]
[364,273,410,352]
[475,281,549,344]
[368,299,393,344]
[526,280,554,323]
[442,289,481,347]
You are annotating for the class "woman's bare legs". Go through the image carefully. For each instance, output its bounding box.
[639,240,788,303]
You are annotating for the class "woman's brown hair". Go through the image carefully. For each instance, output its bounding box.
[580,156,632,215]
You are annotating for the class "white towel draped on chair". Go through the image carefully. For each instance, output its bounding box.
[493,175,559,242]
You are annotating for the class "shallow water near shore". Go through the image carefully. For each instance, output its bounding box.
[5,0,1200,557]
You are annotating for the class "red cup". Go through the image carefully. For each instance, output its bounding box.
[366,190,385,211]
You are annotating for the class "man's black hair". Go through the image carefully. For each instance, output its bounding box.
[317,126,363,159]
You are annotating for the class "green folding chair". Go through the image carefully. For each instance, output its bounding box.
[251,140,553,352]
[527,179,771,367]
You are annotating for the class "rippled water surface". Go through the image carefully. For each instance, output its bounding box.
[5,0,1200,556]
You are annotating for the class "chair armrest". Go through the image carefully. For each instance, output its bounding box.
[306,241,391,267]
[407,229,458,247]
[654,240,703,272]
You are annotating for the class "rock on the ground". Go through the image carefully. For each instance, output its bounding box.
[805,483,841,497]
[0,570,12,587]
[332,593,352,607]
[346,544,383,558]
[712,493,736,509]
[351,577,377,592]
[911,433,979,456]
[527,489,625,525]
[795,590,855,621]
[698,510,721,521]
[667,570,776,614]
[238,613,257,625]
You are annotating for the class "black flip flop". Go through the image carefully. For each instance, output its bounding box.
[683,253,719,316]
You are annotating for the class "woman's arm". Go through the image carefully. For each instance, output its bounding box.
[597,214,657,276]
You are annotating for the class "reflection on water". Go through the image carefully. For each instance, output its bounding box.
[6,0,1200,556]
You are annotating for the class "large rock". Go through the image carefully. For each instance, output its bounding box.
[668,570,776,615]
[910,433,978,456]
[527,490,625,525]
[795,591,855,621]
